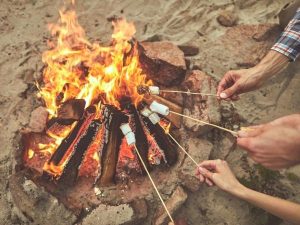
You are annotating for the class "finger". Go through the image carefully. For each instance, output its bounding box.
[198,167,214,180]
[238,126,265,138]
[217,71,235,97]
[205,178,214,186]
[198,160,218,170]
[217,73,231,96]
[220,82,242,99]
[237,138,256,152]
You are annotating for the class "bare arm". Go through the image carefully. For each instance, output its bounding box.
[236,186,300,225]
[217,49,290,99]
[196,160,300,224]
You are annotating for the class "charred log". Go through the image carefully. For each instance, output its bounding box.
[98,105,126,186]
[139,104,177,166]
[57,119,102,186]
[126,104,151,173]
[48,119,85,165]
[46,99,86,127]
[57,99,85,120]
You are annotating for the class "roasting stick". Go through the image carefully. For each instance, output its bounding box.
[166,131,198,167]
[137,85,217,97]
[159,89,217,97]
[120,124,174,224]
[134,145,174,224]
[169,110,238,136]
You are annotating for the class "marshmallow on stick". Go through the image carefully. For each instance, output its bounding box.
[150,101,170,116]
[141,106,161,124]
[137,85,160,95]
[120,123,136,146]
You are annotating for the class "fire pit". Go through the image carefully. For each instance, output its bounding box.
[10,6,235,225]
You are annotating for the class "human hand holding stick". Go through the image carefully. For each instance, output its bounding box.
[195,159,300,224]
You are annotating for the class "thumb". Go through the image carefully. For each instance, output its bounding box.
[220,83,240,99]
[238,126,265,137]
[198,167,214,181]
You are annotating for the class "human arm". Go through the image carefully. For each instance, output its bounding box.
[218,8,300,99]
[196,159,300,224]
[217,50,289,99]
[237,114,300,170]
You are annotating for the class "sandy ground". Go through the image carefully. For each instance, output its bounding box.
[0,0,300,224]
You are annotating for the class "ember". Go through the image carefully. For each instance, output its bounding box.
[22,7,178,188]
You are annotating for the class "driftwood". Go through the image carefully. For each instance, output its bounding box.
[143,95,182,128]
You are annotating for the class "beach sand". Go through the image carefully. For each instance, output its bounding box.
[0,0,299,224]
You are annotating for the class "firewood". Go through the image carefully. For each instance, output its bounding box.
[98,106,126,186]
[140,113,178,167]
[128,104,151,173]
[57,99,86,120]
[58,119,102,186]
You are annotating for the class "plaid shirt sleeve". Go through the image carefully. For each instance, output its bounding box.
[271,8,300,61]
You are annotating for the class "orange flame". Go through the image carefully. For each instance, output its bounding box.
[38,9,151,117]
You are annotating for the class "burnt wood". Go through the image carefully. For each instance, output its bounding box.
[48,119,86,165]
[127,104,151,173]
[98,105,126,185]
[138,104,177,166]
[58,119,102,186]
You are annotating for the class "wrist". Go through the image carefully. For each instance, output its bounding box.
[228,183,249,199]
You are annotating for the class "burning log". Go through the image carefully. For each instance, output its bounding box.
[98,106,126,185]
[47,99,86,127]
[138,103,178,166]
[126,104,151,173]
[58,119,102,186]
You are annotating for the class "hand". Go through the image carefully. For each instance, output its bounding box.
[217,67,264,100]
[196,159,244,195]
[238,114,300,170]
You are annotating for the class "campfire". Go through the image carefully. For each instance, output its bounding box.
[16,5,241,224]
[21,9,179,188]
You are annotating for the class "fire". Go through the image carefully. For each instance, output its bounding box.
[38,9,151,117]
[34,8,152,177]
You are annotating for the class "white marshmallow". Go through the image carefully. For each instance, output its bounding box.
[120,123,132,136]
[141,107,152,118]
[149,101,170,116]
[125,132,136,146]
[148,86,160,95]
[148,113,160,124]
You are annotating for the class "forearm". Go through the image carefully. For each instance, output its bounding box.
[253,50,290,82]
[234,186,300,224]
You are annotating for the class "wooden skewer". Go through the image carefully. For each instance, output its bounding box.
[169,110,238,136]
[134,145,174,224]
[167,132,199,167]
[159,89,217,96]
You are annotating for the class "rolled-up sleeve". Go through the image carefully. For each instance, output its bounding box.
[271,8,300,61]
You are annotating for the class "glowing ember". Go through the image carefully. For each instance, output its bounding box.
[28,149,35,159]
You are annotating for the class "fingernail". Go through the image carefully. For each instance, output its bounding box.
[220,92,227,99]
